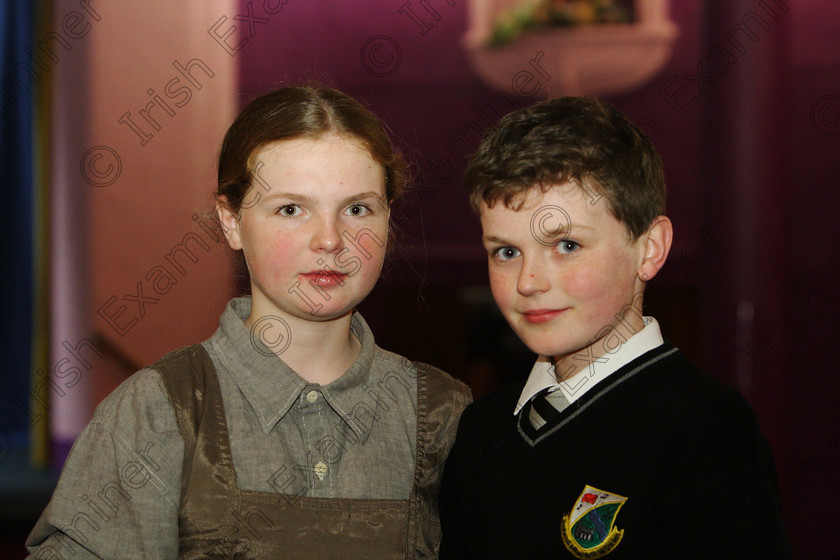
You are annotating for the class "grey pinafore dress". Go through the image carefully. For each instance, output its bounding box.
[153,344,471,559]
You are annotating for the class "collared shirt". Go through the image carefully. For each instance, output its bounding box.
[514,316,664,415]
[27,298,419,559]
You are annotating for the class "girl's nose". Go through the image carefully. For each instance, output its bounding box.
[310,217,343,252]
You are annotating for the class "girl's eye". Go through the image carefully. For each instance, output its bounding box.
[346,203,371,217]
[557,240,580,254]
[492,247,520,261]
[277,204,302,217]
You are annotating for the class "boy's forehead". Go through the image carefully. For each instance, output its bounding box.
[477,181,631,240]
[478,187,572,242]
[479,182,597,215]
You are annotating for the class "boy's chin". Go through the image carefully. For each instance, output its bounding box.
[515,329,599,362]
[518,335,582,361]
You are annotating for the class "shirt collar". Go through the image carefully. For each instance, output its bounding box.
[514,316,664,414]
[208,297,376,439]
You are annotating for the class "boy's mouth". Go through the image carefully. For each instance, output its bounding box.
[521,308,568,324]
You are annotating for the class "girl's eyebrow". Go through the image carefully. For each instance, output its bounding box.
[261,192,315,203]
[482,235,511,245]
[257,190,385,206]
[339,191,383,205]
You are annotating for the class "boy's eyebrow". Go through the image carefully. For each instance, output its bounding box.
[483,225,595,245]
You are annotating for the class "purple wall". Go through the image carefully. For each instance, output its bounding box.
[237,1,840,556]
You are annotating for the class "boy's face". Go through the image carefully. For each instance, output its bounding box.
[480,182,650,369]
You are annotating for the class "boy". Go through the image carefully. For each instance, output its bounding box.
[438,97,790,559]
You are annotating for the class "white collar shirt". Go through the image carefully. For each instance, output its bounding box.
[514,316,664,415]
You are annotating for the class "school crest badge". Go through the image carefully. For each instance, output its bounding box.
[561,485,627,558]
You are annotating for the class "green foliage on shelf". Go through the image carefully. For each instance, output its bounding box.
[488,0,631,47]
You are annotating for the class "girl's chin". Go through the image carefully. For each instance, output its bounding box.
[293,297,367,321]
[298,309,354,322]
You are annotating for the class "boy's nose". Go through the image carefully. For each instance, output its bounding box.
[310,217,343,252]
[517,257,550,296]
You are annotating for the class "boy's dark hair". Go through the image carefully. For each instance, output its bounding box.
[464,97,666,240]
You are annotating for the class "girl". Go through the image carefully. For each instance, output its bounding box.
[27,87,471,559]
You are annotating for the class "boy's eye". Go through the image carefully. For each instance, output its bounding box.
[277,204,302,217]
[346,203,371,217]
[556,240,580,254]
[492,247,520,261]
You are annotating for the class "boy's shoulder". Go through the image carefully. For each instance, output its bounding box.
[596,343,767,462]
[455,380,526,435]
[457,343,757,437]
[468,379,524,410]
[640,344,755,423]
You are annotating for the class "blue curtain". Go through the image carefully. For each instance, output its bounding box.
[0,1,35,439]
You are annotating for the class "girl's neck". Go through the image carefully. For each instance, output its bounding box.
[246,309,362,385]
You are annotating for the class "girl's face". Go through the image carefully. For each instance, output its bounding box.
[218,135,389,325]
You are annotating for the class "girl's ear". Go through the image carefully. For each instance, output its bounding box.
[216,197,243,251]
[637,216,673,282]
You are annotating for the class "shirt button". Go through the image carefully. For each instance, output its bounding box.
[314,461,328,480]
[306,390,318,403]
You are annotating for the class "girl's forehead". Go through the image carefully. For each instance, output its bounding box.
[242,135,386,202]
[253,134,372,161]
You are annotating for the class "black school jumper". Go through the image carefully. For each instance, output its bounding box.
[439,343,791,559]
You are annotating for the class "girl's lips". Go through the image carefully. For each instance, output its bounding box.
[302,271,347,288]
[521,308,567,324]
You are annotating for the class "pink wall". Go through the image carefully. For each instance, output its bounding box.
[50,0,237,445]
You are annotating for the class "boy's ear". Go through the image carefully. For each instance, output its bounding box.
[637,216,673,282]
[216,197,243,251]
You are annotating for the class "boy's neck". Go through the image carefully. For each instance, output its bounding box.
[552,309,647,383]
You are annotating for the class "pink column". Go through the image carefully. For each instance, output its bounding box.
[50,0,237,464]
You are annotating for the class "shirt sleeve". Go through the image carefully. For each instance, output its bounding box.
[25,368,184,559]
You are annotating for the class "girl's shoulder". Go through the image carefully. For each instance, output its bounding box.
[373,346,473,406]
[89,341,213,435]
[89,365,177,434]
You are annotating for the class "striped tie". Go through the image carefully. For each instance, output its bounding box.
[527,388,570,430]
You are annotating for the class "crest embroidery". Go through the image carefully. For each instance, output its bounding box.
[561,485,627,558]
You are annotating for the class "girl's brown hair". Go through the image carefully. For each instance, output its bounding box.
[217,86,407,213]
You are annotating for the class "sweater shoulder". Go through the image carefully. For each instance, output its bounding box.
[646,348,753,417]
[456,380,525,432]
[631,347,763,450]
